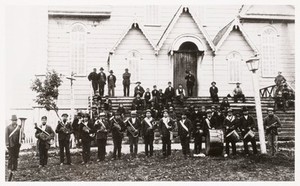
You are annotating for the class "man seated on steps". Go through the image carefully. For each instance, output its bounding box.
[233,82,245,103]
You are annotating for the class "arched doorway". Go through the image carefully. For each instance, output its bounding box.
[173,41,203,96]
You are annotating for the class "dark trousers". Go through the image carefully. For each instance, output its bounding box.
[225,140,236,155]
[234,94,245,103]
[144,135,154,156]
[211,94,219,103]
[123,84,130,97]
[58,140,71,164]
[92,81,98,94]
[180,136,190,155]
[38,142,48,166]
[99,83,105,97]
[162,135,171,156]
[243,138,257,155]
[82,140,91,163]
[7,145,20,171]
[187,85,194,97]
[194,134,203,154]
[112,137,122,159]
[129,135,139,156]
[97,139,107,161]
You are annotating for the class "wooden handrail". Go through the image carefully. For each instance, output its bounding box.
[259,82,295,98]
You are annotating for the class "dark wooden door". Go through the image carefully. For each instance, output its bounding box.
[173,51,198,96]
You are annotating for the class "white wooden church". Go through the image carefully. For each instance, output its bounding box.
[47,5,295,109]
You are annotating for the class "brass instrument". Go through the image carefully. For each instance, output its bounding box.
[34,123,54,145]
[124,118,139,137]
[110,116,123,135]
[58,121,72,134]
[95,119,108,133]
[18,118,26,144]
[81,121,95,138]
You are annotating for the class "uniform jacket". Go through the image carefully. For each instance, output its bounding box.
[274,75,286,86]
[223,115,238,135]
[239,115,256,136]
[220,101,230,110]
[110,118,126,138]
[88,72,98,82]
[122,72,131,85]
[159,117,174,137]
[144,92,151,102]
[35,124,55,149]
[202,116,217,135]
[79,120,95,142]
[107,74,116,87]
[178,118,192,138]
[134,86,145,97]
[141,117,156,137]
[152,89,159,97]
[125,117,141,137]
[263,115,282,135]
[193,120,204,137]
[98,72,106,85]
[94,119,110,139]
[185,74,196,86]
[132,98,145,110]
[210,86,218,96]
[55,121,73,141]
[164,87,175,99]
[157,92,165,103]
[5,124,22,148]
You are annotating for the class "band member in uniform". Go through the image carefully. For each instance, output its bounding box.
[239,107,258,156]
[79,113,95,164]
[144,88,152,108]
[202,109,217,136]
[132,93,145,113]
[210,81,219,103]
[220,97,230,111]
[110,113,126,160]
[98,67,106,97]
[35,116,55,167]
[103,95,112,112]
[233,82,246,103]
[88,68,98,94]
[178,112,192,158]
[125,111,141,158]
[152,85,159,104]
[72,112,83,148]
[5,115,24,173]
[164,82,175,105]
[134,81,145,97]
[149,101,158,119]
[159,110,174,157]
[117,103,126,119]
[157,89,165,105]
[193,119,204,155]
[123,68,131,97]
[263,108,282,156]
[223,109,238,157]
[107,70,116,97]
[176,84,186,105]
[95,112,110,161]
[55,113,73,165]
[185,70,196,97]
[142,109,157,157]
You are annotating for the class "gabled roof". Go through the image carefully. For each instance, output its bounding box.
[239,5,295,20]
[156,6,215,52]
[110,20,157,55]
[213,17,259,54]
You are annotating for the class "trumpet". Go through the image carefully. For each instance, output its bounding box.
[124,118,139,137]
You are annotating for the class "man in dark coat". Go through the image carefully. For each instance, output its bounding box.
[122,68,131,97]
[152,85,159,104]
[159,110,175,157]
[88,68,99,94]
[110,113,126,160]
[178,112,192,158]
[263,108,282,156]
[157,89,165,105]
[144,88,152,108]
[134,82,145,97]
[98,67,106,97]
[202,109,218,135]
[220,97,230,111]
[141,110,157,157]
[94,112,110,161]
[125,111,141,158]
[164,82,175,104]
[35,116,55,167]
[71,112,83,148]
[209,81,219,103]
[185,70,196,97]
[79,113,95,164]
[223,109,238,157]
[107,70,116,97]
[193,119,204,155]
[132,94,145,111]
[239,108,258,155]
[5,115,24,173]
[55,113,73,165]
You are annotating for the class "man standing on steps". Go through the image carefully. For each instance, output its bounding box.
[107,70,116,97]
[88,68,98,94]
[263,108,282,156]
[209,81,219,103]
[122,68,131,97]
[98,67,106,97]
[164,82,175,105]
[185,70,196,97]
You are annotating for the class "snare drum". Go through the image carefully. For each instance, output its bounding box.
[205,129,224,156]
[226,130,240,143]
[243,130,255,141]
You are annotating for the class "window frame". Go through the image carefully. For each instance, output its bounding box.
[126,50,142,83]
[226,51,242,84]
[144,5,161,27]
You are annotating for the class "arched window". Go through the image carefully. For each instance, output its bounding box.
[70,23,86,76]
[260,26,278,77]
[126,50,141,82]
[227,51,242,83]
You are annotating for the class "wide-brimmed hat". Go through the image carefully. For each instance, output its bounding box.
[61,113,68,117]
[236,82,241,85]
[11,115,17,121]
[211,81,216,85]
[227,108,233,113]
[100,67,104,70]
[136,81,141,84]
[109,70,113,73]
[267,108,274,111]
[206,109,212,113]
[131,110,137,115]
[41,116,47,120]
[145,109,151,114]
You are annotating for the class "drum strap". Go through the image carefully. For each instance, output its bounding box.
[180,120,189,132]
[9,125,19,138]
[163,118,170,129]
[98,120,106,130]
[205,118,211,129]
[144,118,153,128]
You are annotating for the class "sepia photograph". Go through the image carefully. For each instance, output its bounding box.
[2,0,297,183]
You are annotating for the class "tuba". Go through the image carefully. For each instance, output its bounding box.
[125,118,139,137]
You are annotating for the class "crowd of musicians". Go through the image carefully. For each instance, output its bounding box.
[5,67,291,172]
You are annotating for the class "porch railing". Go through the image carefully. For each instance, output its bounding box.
[260,82,295,98]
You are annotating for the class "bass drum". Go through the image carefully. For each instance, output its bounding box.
[205,129,224,156]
